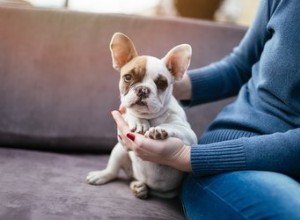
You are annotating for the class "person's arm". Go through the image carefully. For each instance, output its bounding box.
[112,113,300,178]
[173,73,192,101]
[182,0,273,106]
[191,128,300,178]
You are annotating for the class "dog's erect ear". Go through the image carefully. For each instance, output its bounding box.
[110,32,138,71]
[162,44,192,80]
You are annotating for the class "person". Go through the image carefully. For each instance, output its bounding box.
[111,0,300,219]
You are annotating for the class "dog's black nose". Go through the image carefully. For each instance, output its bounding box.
[136,86,150,98]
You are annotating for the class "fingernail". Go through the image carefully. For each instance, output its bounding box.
[126,133,135,141]
[118,134,122,140]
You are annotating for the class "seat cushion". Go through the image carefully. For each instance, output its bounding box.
[0,148,184,220]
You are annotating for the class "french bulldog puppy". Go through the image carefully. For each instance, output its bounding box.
[86,32,197,199]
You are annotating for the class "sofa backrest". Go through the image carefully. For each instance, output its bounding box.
[0,6,246,152]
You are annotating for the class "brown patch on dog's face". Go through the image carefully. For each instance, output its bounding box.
[154,74,168,92]
[119,56,147,95]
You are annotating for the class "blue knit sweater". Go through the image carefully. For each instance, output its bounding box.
[187,0,300,177]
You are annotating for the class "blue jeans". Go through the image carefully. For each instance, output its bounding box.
[181,171,300,220]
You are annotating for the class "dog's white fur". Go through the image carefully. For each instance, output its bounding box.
[86,33,197,199]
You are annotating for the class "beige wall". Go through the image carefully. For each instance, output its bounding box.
[215,0,260,26]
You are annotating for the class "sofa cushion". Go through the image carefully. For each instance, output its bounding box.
[0,147,185,219]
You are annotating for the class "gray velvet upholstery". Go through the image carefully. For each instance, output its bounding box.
[0,5,246,219]
[0,148,184,219]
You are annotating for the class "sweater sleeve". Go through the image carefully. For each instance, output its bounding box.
[185,0,273,106]
[191,128,300,178]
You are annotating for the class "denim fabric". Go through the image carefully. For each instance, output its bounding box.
[181,171,300,220]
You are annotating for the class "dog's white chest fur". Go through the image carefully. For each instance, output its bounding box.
[125,96,196,193]
[86,32,197,199]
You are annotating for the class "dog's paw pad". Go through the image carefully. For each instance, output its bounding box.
[145,127,168,140]
[130,181,148,199]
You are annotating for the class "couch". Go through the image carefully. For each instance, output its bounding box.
[0,5,246,220]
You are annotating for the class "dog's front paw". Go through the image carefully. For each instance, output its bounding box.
[128,118,150,134]
[130,181,148,199]
[86,170,115,185]
[145,127,168,140]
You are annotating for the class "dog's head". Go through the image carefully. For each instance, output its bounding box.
[110,32,191,118]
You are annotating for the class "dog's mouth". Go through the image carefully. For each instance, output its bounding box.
[135,99,147,107]
[129,97,149,110]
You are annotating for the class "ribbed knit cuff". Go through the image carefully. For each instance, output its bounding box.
[191,139,247,176]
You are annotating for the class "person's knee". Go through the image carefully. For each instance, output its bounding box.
[181,171,300,219]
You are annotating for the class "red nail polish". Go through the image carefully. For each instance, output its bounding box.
[118,134,122,140]
[126,133,135,141]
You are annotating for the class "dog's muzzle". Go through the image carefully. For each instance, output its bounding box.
[135,86,150,106]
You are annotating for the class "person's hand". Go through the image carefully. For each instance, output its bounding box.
[111,110,192,172]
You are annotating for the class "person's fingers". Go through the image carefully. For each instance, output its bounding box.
[133,133,166,154]
[118,105,126,114]
[112,110,183,163]
[112,111,145,152]
[118,133,132,151]
[111,110,130,134]
[126,133,135,141]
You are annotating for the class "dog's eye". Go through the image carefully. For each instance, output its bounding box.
[155,74,168,92]
[123,74,132,82]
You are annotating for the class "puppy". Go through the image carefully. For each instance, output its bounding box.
[86,32,197,199]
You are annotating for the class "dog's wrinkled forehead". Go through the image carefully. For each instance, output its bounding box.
[120,56,168,95]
